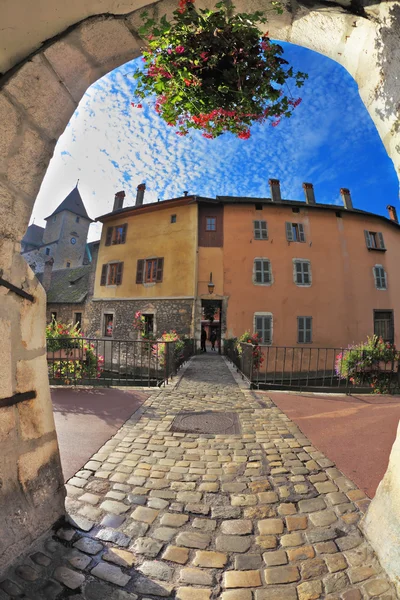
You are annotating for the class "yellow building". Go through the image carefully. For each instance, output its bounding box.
[89,182,400,352]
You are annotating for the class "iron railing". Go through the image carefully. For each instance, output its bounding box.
[46,337,195,387]
[225,341,400,393]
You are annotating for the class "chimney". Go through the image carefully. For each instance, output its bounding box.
[340,188,353,210]
[387,205,399,223]
[269,179,281,203]
[42,257,54,292]
[113,190,125,211]
[183,191,189,197]
[136,183,146,207]
[302,182,316,205]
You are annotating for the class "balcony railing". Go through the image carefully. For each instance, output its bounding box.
[46,337,195,387]
[224,341,400,393]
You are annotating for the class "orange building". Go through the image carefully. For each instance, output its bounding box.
[90,181,400,350]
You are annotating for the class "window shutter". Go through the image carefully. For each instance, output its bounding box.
[156,258,164,282]
[306,317,312,342]
[286,222,293,242]
[378,232,385,250]
[100,264,107,286]
[136,259,144,284]
[383,269,387,289]
[121,223,127,243]
[116,262,124,285]
[303,262,310,284]
[265,316,272,343]
[364,230,372,248]
[264,260,271,283]
[373,266,379,288]
[105,227,113,246]
[298,223,306,242]
[261,221,268,239]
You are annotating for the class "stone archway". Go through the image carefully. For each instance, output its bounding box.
[0,0,399,578]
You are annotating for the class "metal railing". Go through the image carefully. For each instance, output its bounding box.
[224,341,400,393]
[46,337,194,387]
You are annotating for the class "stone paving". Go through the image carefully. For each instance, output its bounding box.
[0,354,397,599]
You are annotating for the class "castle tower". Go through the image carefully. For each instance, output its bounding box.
[42,185,93,270]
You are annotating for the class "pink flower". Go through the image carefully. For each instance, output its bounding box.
[175,46,185,54]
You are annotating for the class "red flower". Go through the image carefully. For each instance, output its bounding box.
[137,104,143,108]
[175,45,185,54]
[238,129,251,139]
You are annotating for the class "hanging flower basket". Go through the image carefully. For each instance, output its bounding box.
[133,0,307,138]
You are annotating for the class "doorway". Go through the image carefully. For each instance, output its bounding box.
[201,299,222,354]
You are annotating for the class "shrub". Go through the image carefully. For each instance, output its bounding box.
[46,320,104,383]
[133,0,307,138]
[153,330,185,368]
[335,335,399,394]
[236,331,264,370]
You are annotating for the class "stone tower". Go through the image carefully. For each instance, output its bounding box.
[41,185,93,270]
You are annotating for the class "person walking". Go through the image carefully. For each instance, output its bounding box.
[210,330,217,351]
[201,327,207,352]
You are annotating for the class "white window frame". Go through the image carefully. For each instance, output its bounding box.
[373,265,387,290]
[253,312,273,345]
[253,258,273,286]
[297,316,312,344]
[293,259,312,287]
[253,220,268,240]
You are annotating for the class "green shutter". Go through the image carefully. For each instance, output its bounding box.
[121,224,128,243]
[136,259,144,284]
[116,262,124,285]
[286,222,293,242]
[100,264,107,286]
[156,258,164,282]
[105,227,113,246]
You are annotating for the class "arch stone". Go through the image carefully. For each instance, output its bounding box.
[0,0,399,583]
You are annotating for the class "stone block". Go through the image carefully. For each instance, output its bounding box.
[162,545,189,564]
[73,537,103,555]
[103,548,136,567]
[91,562,131,586]
[235,554,263,570]
[0,92,20,173]
[44,37,99,103]
[176,531,211,549]
[265,566,300,584]
[221,519,253,535]
[53,566,85,590]
[216,535,252,553]
[223,570,262,588]
[140,560,174,581]
[6,126,56,200]
[297,580,323,600]
[263,550,287,566]
[180,567,214,585]
[258,519,284,535]
[5,55,76,138]
[176,587,211,600]
[221,591,252,600]
[193,550,228,568]
[77,18,140,74]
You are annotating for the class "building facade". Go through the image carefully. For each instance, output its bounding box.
[21,185,93,273]
[88,182,400,349]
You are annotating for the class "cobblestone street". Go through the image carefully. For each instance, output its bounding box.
[1,354,397,599]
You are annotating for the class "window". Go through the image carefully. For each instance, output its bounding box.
[45,247,50,255]
[298,317,312,343]
[336,211,342,218]
[374,310,394,343]
[254,220,268,240]
[373,265,387,290]
[104,314,114,337]
[292,207,300,214]
[254,314,272,345]
[76,216,80,223]
[171,214,177,223]
[206,217,216,231]
[253,259,272,285]
[293,260,311,286]
[74,312,82,329]
[105,224,128,246]
[136,258,164,284]
[66,261,71,268]
[100,262,124,286]
[365,230,386,251]
[255,203,263,211]
[286,222,306,242]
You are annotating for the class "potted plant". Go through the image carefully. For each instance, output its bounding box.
[133,0,307,138]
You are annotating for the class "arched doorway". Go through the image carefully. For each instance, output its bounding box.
[1,0,399,578]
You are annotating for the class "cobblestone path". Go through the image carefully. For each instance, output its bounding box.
[1,355,397,599]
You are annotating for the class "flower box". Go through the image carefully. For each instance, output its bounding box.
[47,348,86,361]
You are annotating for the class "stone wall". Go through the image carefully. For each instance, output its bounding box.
[46,303,87,330]
[87,298,195,339]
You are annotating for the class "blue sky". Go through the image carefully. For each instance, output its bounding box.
[31,42,399,242]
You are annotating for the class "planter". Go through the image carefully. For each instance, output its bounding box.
[47,348,86,361]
